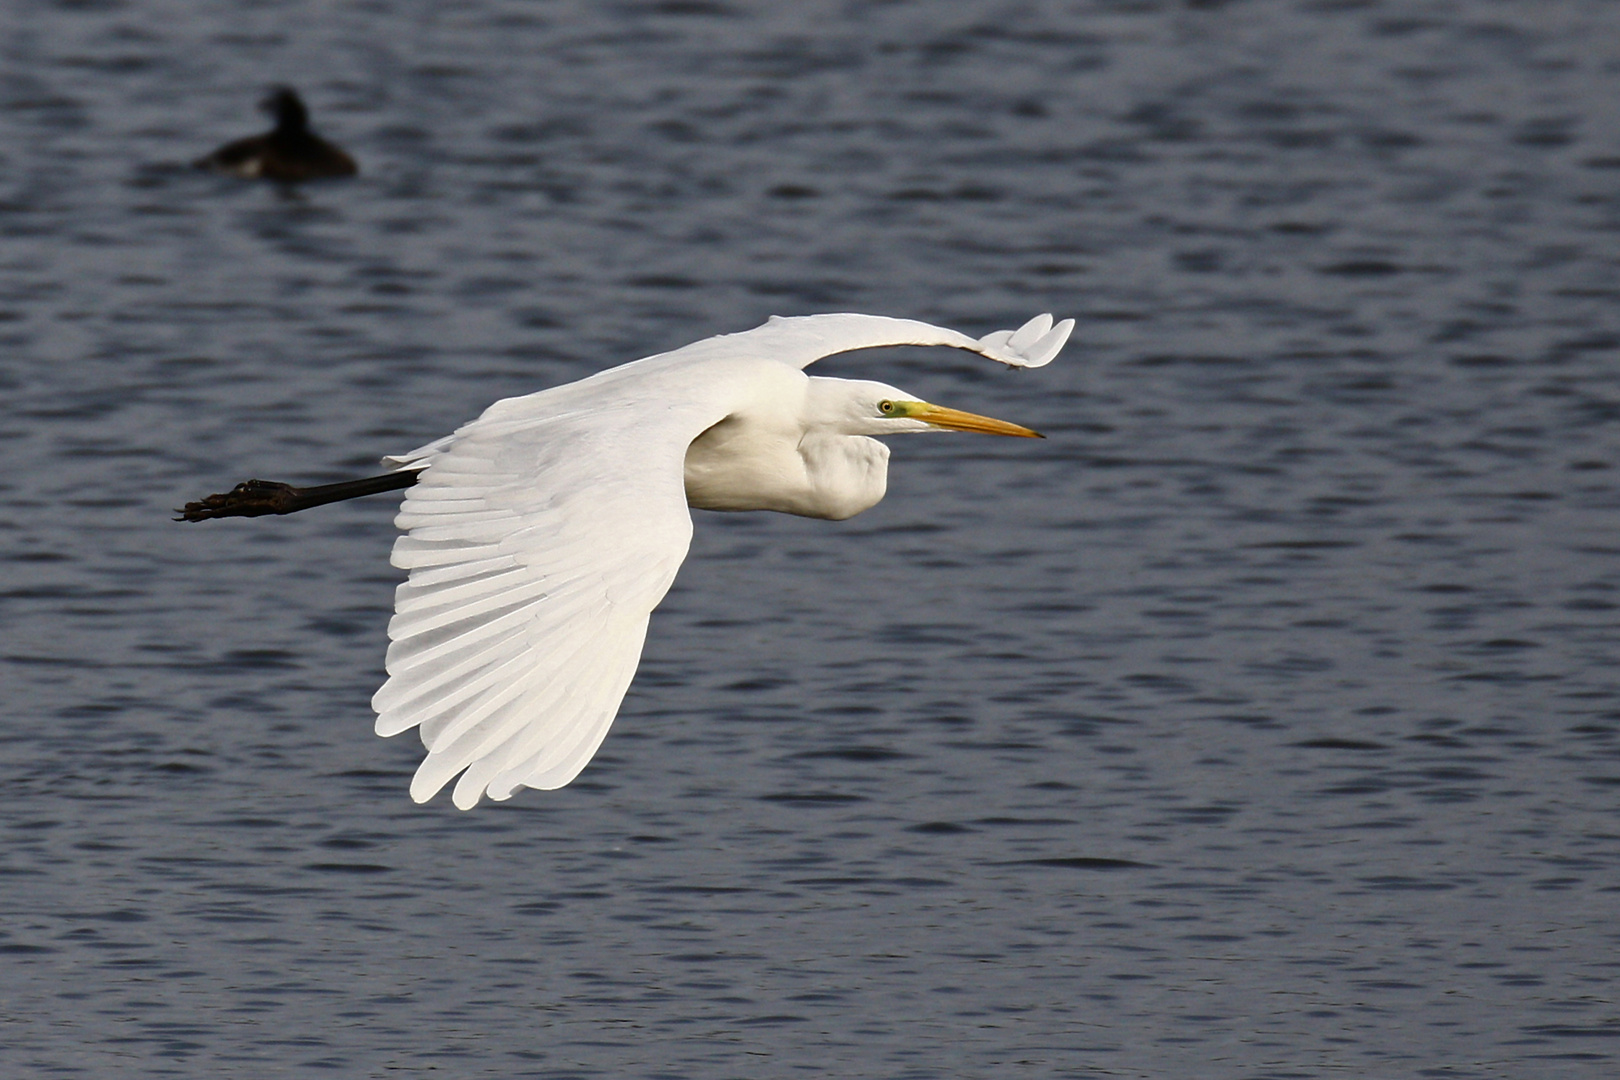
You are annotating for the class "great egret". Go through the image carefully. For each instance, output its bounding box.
[195,87,358,181]
[180,312,1073,808]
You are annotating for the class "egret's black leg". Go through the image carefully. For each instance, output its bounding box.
[176,471,420,522]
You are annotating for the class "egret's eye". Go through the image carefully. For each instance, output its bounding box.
[878,400,897,415]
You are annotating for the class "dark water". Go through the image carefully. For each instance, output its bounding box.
[4,1,1619,1076]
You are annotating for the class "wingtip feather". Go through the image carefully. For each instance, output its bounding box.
[1007,313,1053,351]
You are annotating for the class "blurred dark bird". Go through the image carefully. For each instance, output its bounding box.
[195,87,357,181]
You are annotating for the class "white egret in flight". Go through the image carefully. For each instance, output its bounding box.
[180,312,1073,808]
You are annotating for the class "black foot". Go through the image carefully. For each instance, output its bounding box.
[176,479,303,521]
[175,470,420,522]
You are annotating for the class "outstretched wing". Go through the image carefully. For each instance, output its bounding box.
[372,395,719,810]
[721,312,1074,371]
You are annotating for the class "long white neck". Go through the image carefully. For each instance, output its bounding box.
[682,375,895,521]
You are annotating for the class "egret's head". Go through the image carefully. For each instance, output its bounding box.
[822,379,1043,439]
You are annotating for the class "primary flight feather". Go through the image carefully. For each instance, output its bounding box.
[180,312,1073,808]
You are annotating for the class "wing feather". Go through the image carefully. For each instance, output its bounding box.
[423,606,613,756]
[420,656,560,758]
[384,594,546,668]
[387,577,555,638]
[375,384,723,807]
[392,565,527,611]
[390,538,505,570]
[426,619,622,807]
[686,312,1076,371]
[398,555,519,590]
[375,637,534,728]
[489,612,651,797]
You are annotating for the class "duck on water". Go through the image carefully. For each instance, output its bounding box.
[196,87,357,181]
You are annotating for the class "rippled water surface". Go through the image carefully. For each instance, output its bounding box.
[4,1,1620,1076]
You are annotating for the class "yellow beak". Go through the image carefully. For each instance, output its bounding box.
[909,402,1044,438]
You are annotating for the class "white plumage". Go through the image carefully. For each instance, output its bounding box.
[368,312,1072,808]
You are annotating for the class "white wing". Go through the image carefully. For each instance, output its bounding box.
[604,312,1072,375]
[373,393,722,810]
[370,312,1070,809]
[744,312,1074,370]
[967,313,1075,368]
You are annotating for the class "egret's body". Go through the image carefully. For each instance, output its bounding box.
[182,313,1072,808]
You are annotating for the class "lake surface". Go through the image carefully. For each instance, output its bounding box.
[3,1,1619,1076]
